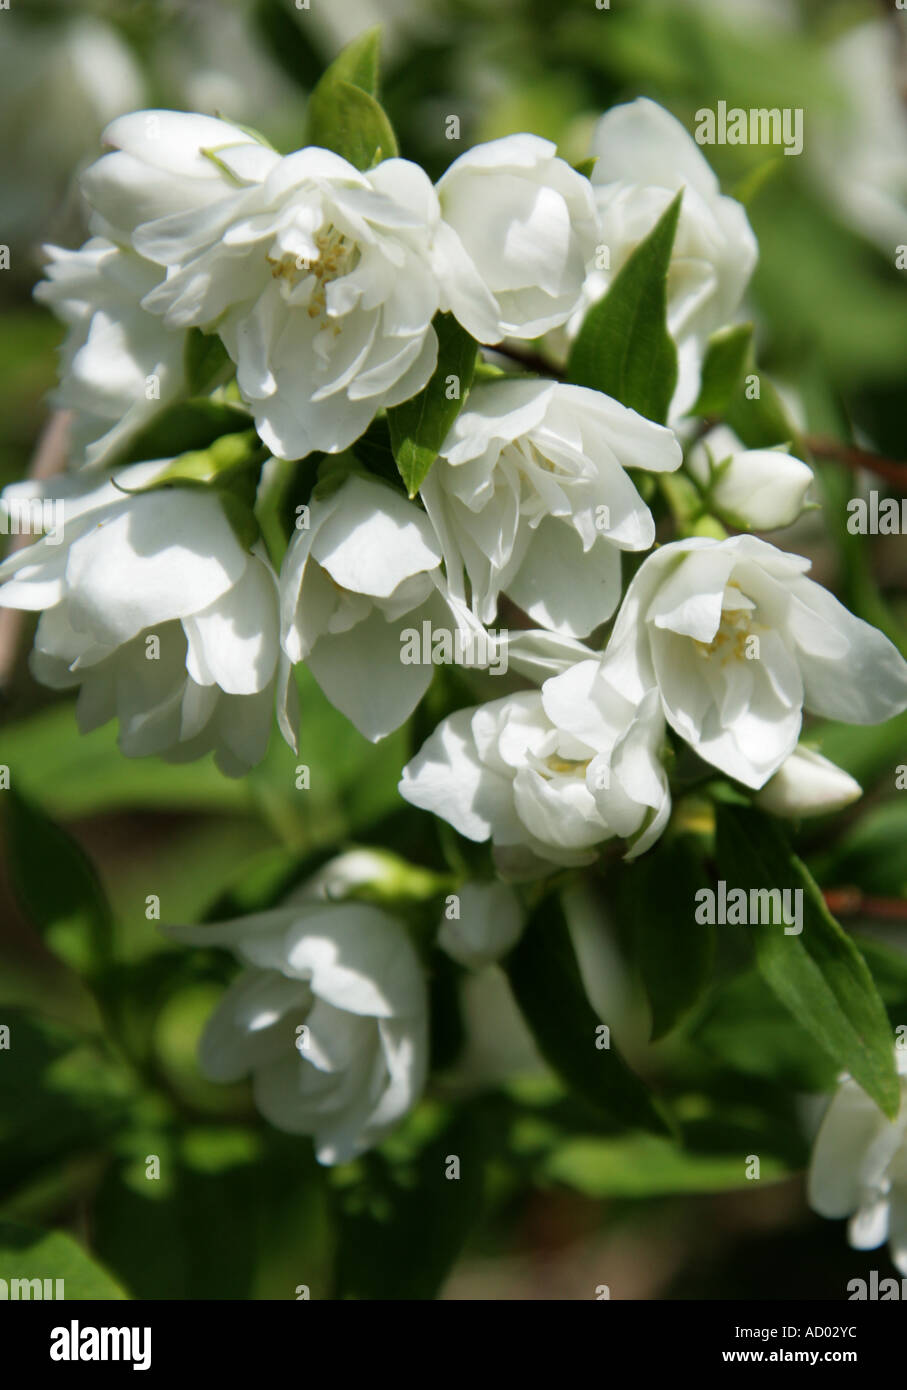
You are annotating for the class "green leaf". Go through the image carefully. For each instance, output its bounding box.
[689,322,753,417]
[504,894,671,1135]
[715,803,899,1118]
[3,788,112,974]
[0,1011,133,1199]
[545,1131,790,1198]
[723,371,803,454]
[387,314,478,495]
[0,1222,126,1299]
[573,156,598,179]
[566,190,681,423]
[93,1130,334,1300]
[618,835,714,1040]
[319,27,382,95]
[333,1103,487,1299]
[305,33,397,170]
[695,970,838,1091]
[184,328,231,395]
[114,430,262,492]
[111,399,252,469]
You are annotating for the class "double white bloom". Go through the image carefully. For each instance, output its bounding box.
[0,465,286,775]
[809,1047,907,1275]
[400,661,670,874]
[167,859,428,1165]
[422,379,681,636]
[67,114,598,461]
[600,534,907,789]
[36,237,187,470]
[280,473,460,742]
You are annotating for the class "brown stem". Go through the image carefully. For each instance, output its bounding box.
[823,886,907,923]
[804,435,907,492]
[486,343,566,380]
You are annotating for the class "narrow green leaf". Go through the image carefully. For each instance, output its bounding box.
[689,322,753,417]
[387,314,478,495]
[0,1222,127,1299]
[618,835,714,1041]
[723,371,803,455]
[715,803,899,1118]
[545,1131,790,1198]
[566,190,681,423]
[319,27,382,96]
[305,32,396,171]
[505,894,671,1135]
[3,788,112,974]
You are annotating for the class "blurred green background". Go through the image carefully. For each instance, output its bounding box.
[1,0,906,1300]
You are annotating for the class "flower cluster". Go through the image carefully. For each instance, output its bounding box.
[5,73,907,1203]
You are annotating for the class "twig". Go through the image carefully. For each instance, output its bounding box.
[823,886,907,923]
[486,343,566,380]
[804,434,907,491]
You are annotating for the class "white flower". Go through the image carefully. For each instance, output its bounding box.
[755,746,862,819]
[686,425,814,531]
[35,237,188,470]
[600,535,907,789]
[128,145,445,460]
[572,99,757,414]
[434,134,600,342]
[399,662,671,874]
[808,1047,907,1275]
[0,465,288,776]
[165,882,429,1165]
[81,109,277,245]
[280,473,459,742]
[438,880,525,968]
[421,379,682,637]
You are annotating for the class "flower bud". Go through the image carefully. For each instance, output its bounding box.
[755,746,861,818]
[687,425,813,531]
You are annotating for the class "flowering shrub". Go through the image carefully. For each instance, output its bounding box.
[3,19,907,1303]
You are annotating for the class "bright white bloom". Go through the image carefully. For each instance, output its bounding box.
[400,662,671,874]
[81,109,276,245]
[0,465,287,776]
[686,425,814,531]
[573,99,757,414]
[600,535,907,789]
[35,237,188,470]
[755,746,862,819]
[280,474,464,742]
[421,379,682,637]
[808,1047,907,1275]
[166,875,429,1165]
[127,142,445,460]
[434,134,600,342]
[439,880,525,968]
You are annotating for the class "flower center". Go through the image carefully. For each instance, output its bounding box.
[543,753,591,778]
[692,584,759,664]
[267,225,358,323]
